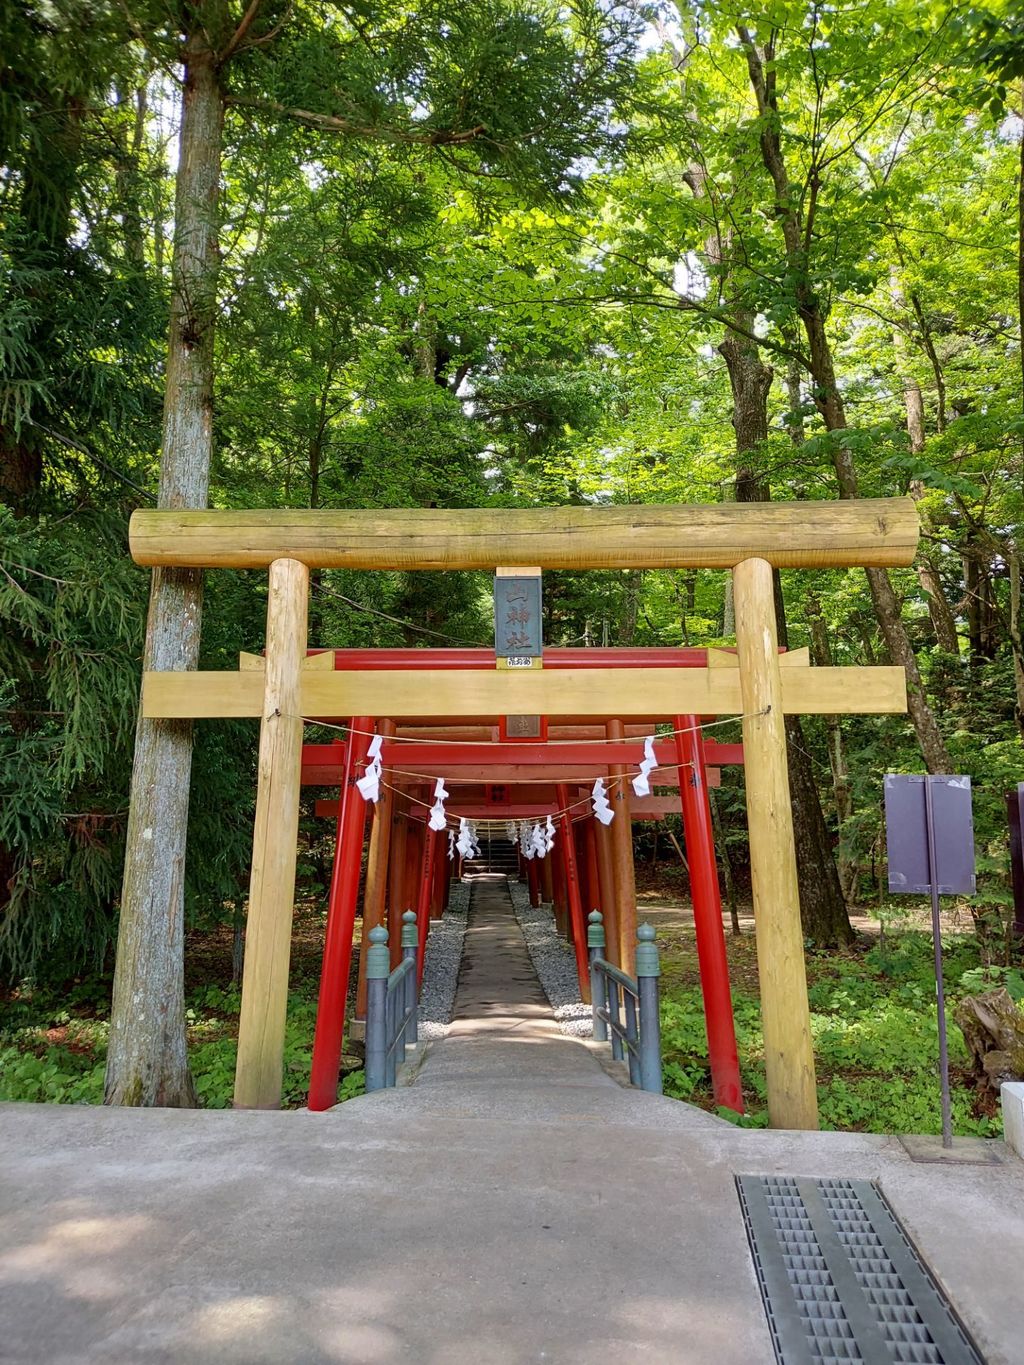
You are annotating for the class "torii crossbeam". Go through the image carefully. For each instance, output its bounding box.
[127,498,917,1128]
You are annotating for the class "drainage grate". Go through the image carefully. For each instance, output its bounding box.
[736,1176,985,1365]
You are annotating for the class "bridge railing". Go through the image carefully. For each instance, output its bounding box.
[588,911,662,1094]
[365,911,419,1091]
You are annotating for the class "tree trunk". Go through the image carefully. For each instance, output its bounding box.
[739,27,951,774]
[892,295,960,655]
[105,19,225,1106]
[917,558,959,654]
[723,316,853,946]
[807,596,857,903]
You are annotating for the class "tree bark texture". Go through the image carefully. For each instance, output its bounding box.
[105,20,225,1106]
[739,27,951,776]
[807,597,857,904]
[732,466,853,944]
[679,75,854,945]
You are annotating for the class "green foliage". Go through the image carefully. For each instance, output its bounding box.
[0,967,366,1109]
[660,929,1005,1137]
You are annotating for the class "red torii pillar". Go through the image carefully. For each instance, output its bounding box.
[526,857,542,907]
[416,824,439,983]
[556,784,590,1001]
[674,714,744,1114]
[308,718,373,1111]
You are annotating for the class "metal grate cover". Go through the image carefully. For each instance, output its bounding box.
[736,1176,985,1365]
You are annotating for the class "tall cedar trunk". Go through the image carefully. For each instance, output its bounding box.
[722,321,853,944]
[105,21,225,1106]
[740,28,951,775]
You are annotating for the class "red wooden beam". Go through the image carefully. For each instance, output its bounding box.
[299,739,742,784]
[308,647,730,670]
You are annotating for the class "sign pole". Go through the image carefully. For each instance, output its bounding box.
[923,776,954,1150]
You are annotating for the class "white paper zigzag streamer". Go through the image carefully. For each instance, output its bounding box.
[428,777,449,831]
[356,733,384,802]
[631,735,658,798]
[591,777,615,825]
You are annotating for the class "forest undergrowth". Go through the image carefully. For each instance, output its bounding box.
[1,887,1015,1138]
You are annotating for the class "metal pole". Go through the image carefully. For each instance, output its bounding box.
[364,925,390,1092]
[636,923,663,1095]
[308,717,373,1112]
[588,911,607,1042]
[674,714,744,1114]
[386,985,398,1088]
[624,990,641,1086]
[607,977,623,1062]
[924,777,953,1149]
[402,910,419,1047]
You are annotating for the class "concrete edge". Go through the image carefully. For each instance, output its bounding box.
[1000,1081,1024,1160]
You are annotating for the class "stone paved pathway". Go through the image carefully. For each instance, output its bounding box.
[414,875,616,1094]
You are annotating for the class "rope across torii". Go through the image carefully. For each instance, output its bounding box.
[299,661,759,1117]
[129,498,917,1128]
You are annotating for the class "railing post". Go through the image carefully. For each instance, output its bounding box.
[402,909,419,1047]
[364,925,390,1092]
[624,989,641,1086]
[636,923,663,1095]
[607,976,623,1062]
[587,910,607,1042]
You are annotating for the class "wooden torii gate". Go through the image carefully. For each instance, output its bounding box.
[129,499,918,1129]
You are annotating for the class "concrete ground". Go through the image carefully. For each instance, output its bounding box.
[2,879,1022,1364]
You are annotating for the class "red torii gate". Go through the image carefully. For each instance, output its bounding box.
[304,646,757,1115]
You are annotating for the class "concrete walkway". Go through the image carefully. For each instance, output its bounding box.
[2,881,1023,1364]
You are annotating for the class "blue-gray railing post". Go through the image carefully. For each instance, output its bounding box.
[624,990,641,1086]
[607,975,623,1061]
[588,910,607,1042]
[401,909,419,1047]
[365,924,390,1092]
[636,923,663,1094]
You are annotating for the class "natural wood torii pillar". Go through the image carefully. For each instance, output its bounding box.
[127,498,918,1124]
[234,558,308,1109]
[733,559,817,1129]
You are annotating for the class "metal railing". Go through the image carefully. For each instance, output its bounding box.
[588,911,663,1094]
[365,911,419,1091]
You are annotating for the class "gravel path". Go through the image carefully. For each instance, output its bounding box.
[416,879,471,1039]
[507,878,593,1037]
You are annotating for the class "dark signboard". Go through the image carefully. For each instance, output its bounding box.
[884,774,975,896]
[494,575,543,660]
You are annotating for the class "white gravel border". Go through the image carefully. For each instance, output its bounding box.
[508,879,593,1038]
[416,880,471,1040]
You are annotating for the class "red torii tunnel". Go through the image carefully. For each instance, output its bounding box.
[304,648,752,1117]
